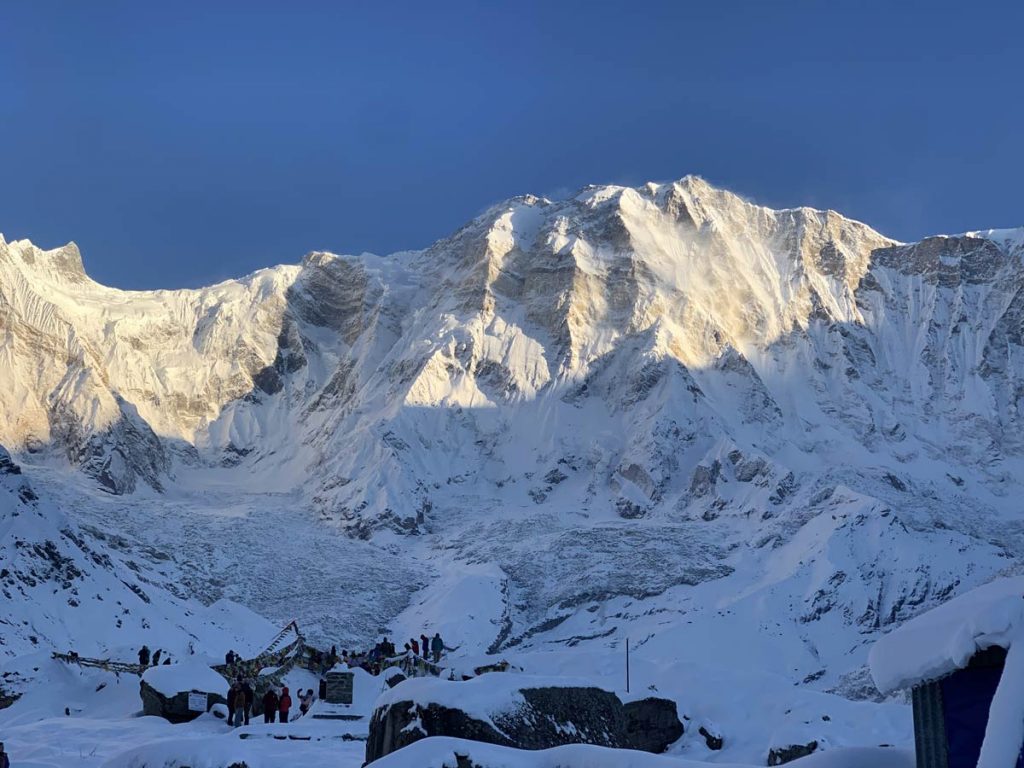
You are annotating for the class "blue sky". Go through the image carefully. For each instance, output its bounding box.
[1,1,1021,289]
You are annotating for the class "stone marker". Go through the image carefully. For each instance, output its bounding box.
[325,670,354,704]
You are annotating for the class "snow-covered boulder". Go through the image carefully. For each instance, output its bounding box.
[140,659,228,722]
[768,740,819,765]
[365,675,683,763]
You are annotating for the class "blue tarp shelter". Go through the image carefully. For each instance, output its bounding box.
[912,645,1024,768]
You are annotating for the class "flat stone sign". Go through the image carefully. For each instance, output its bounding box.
[187,691,208,712]
[325,671,354,704]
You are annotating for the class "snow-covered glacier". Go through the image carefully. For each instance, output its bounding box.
[2,176,1023,763]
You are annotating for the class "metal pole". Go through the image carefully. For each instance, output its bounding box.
[626,637,630,694]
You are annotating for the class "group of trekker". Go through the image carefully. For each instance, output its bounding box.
[137,645,172,668]
[303,631,448,677]
[131,630,448,730]
[224,676,315,727]
[342,631,446,673]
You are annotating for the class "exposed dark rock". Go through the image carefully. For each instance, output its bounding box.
[768,740,819,765]
[622,697,684,752]
[252,365,284,395]
[769,472,797,505]
[690,461,721,497]
[699,724,724,750]
[384,671,406,688]
[615,497,646,519]
[0,447,22,475]
[0,687,20,711]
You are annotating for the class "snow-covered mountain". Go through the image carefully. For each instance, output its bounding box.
[0,443,270,661]
[2,175,1023,705]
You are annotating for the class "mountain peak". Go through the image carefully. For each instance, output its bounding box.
[965,227,1024,254]
[1,236,88,284]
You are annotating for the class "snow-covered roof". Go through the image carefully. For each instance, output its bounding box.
[869,577,1024,694]
[142,659,228,697]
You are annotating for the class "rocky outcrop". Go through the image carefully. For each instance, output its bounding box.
[698,724,724,750]
[365,682,683,763]
[767,740,819,765]
[139,679,225,723]
[623,697,685,752]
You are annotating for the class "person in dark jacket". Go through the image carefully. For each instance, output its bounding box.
[241,679,254,725]
[420,634,429,657]
[151,648,162,666]
[0,741,10,768]
[410,638,419,655]
[225,649,236,666]
[138,645,151,667]
[279,685,292,723]
[226,681,238,727]
[262,687,279,723]
[431,633,444,663]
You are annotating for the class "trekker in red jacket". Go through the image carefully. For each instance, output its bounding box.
[278,685,292,723]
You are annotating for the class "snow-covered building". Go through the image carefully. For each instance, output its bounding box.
[869,578,1024,768]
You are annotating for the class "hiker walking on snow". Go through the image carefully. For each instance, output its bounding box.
[225,649,236,666]
[262,687,279,723]
[420,633,429,657]
[0,741,10,768]
[279,685,292,723]
[410,638,419,655]
[431,632,444,663]
[138,645,150,667]
[151,649,162,666]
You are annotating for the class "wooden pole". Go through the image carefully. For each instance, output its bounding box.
[626,637,630,694]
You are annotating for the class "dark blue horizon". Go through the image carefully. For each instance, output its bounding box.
[2,1,1021,289]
